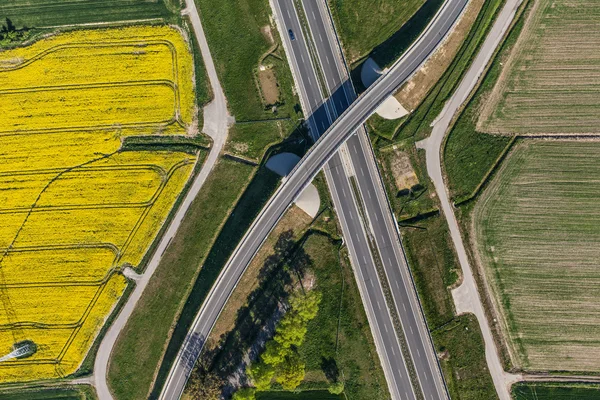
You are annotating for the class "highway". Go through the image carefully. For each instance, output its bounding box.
[297,0,451,398]
[273,1,416,399]
[158,0,469,398]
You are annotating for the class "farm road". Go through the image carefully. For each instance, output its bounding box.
[416,0,525,398]
[92,1,230,399]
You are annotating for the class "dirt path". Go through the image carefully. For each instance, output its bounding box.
[416,0,525,398]
[91,2,230,399]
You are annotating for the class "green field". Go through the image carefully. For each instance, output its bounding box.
[226,119,294,162]
[0,0,177,27]
[479,0,600,135]
[0,385,97,400]
[329,0,425,63]
[473,140,600,372]
[108,157,256,400]
[299,234,390,399]
[512,382,600,399]
[433,315,498,400]
[195,0,297,121]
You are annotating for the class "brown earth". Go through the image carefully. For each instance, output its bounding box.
[258,67,280,106]
[394,0,485,111]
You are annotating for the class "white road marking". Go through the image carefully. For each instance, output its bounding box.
[319,33,323,42]
[410,326,414,335]
[326,55,330,65]
[342,187,347,198]
[391,346,396,356]
[287,9,291,18]
[396,281,400,289]
[360,167,365,176]
[403,303,407,312]
[384,324,389,333]
[300,54,305,64]
[367,190,372,199]
[377,300,381,310]
[374,212,379,221]
[417,349,421,358]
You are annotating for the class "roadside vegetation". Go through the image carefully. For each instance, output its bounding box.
[195,0,301,161]
[184,187,389,399]
[512,382,600,399]
[108,157,256,400]
[443,0,530,201]
[328,0,426,64]
[364,0,519,395]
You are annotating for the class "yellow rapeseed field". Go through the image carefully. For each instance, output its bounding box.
[0,25,197,383]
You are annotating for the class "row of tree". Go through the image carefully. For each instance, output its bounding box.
[232,290,322,399]
[0,18,31,48]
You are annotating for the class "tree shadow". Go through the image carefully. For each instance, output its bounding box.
[320,356,339,383]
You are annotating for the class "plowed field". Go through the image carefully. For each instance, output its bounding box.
[473,140,600,371]
[478,0,600,135]
[0,25,196,383]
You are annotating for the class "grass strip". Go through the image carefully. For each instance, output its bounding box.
[432,314,498,400]
[512,382,600,400]
[148,162,282,399]
[108,157,256,400]
[442,0,531,200]
[0,385,97,400]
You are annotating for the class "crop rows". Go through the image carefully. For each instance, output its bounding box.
[478,0,600,135]
[473,141,600,371]
[0,26,197,383]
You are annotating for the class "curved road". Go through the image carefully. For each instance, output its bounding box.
[419,0,524,398]
[158,0,469,398]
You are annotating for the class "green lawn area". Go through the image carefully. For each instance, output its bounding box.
[299,234,390,399]
[400,215,457,329]
[512,382,600,400]
[257,391,342,400]
[195,0,297,122]
[328,0,426,63]
[433,315,498,400]
[108,156,256,400]
[0,385,97,400]
[226,120,293,162]
[0,0,177,27]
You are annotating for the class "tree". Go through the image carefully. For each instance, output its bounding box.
[247,361,274,391]
[274,313,307,348]
[232,388,256,400]
[186,371,222,400]
[261,340,288,366]
[289,290,321,322]
[328,381,345,395]
[274,352,305,391]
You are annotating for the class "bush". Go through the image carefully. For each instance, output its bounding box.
[328,381,345,395]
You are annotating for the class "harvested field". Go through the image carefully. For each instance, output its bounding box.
[473,140,600,371]
[386,149,419,192]
[0,26,197,383]
[478,0,600,135]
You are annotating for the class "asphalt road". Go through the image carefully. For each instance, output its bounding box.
[273,2,416,399]
[158,0,469,398]
[298,0,451,398]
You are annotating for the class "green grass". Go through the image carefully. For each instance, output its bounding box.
[108,157,256,400]
[299,234,391,399]
[226,119,294,161]
[442,0,530,201]
[433,314,498,400]
[0,385,97,400]
[512,382,600,400]
[329,0,426,63]
[389,0,505,142]
[183,16,213,132]
[400,215,457,328]
[149,162,284,398]
[257,391,342,400]
[195,0,298,122]
[0,0,177,27]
